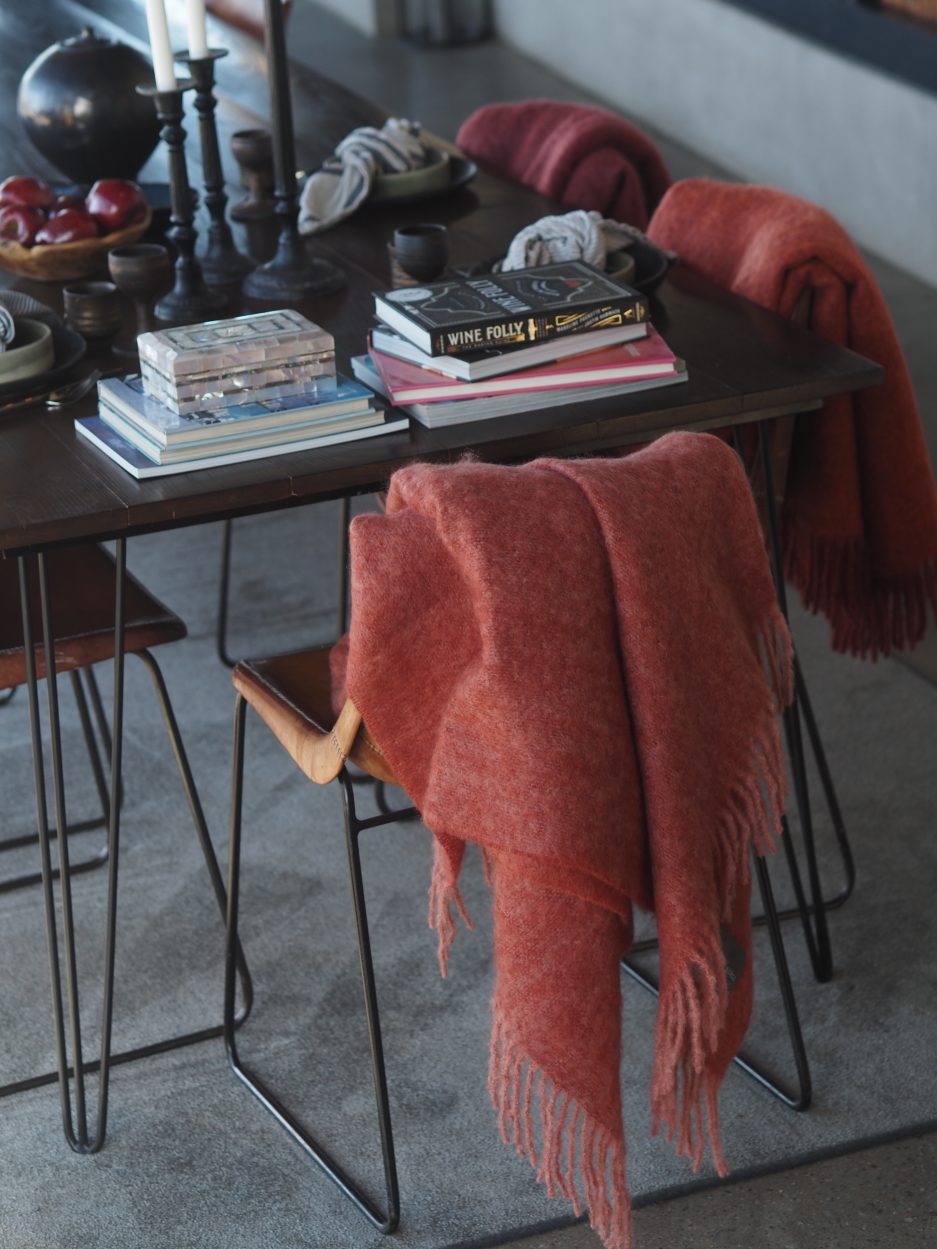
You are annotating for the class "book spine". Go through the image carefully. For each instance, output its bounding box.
[429,299,647,356]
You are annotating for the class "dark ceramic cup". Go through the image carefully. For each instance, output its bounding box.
[62,280,122,347]
[392,223,449,283]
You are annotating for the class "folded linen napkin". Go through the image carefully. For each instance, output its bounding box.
[298,117,427,234]
[649,178,937,658]
[333,432,792,1249]
[0,290,61,329]
[456,100,671,230]
[501,208,661,272]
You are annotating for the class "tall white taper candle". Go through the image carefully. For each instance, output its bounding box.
[144,0,177,91]
[185,0,210,59]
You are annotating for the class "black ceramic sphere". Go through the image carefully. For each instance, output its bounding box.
[17,27,161,184]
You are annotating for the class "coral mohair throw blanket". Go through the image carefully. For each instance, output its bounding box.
[334,433,792,1249]
[456,100,671,230]
[648,179,937,658]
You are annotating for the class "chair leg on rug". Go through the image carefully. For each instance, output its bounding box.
[0,670,112,895]
[622,852,812,1111]
[224,696,408,1233]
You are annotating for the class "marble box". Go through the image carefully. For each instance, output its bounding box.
[137,309,336,415]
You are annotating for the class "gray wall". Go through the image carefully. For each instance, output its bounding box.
[492,0,937,287]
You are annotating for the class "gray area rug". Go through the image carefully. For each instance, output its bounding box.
[1,503,936,1249]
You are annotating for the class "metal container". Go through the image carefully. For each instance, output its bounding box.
[17,27,161,184]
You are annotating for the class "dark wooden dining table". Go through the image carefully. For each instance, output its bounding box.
[0,0,883,1160]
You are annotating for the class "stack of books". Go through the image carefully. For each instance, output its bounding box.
[75,309,408,479]
[352,260,687,428]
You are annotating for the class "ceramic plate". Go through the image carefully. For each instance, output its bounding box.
[0,323,87,402]
[366,153,478,207]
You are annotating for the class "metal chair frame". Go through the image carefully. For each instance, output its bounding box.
[225,695,410,1232]
[224,680,816,1237]
[0,667,117,895]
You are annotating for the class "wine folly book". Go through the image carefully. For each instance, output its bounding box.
[372,261,648,357]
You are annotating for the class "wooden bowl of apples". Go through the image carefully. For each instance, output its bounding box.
[0,176,153,282]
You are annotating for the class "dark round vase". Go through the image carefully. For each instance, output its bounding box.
[17,27,161,184]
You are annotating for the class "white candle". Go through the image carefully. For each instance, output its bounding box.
[186,0,210,59]
[144,0,177,91]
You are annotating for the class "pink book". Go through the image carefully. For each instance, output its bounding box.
[368,326,678,404]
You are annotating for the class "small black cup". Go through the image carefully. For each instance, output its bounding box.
[63,280,122,348]
[391,223,449,283]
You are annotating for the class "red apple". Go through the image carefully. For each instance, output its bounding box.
[0,203,47,246]
[85,179,148,233]
[0,176,55,210]
[36,208,100,245]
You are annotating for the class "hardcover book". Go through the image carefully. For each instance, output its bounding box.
[352,353,687,429]
[369,320,649,382]
[98,374,376,448]
[373,261,648,357]
[368,326,678,404]
[75,410,410,479]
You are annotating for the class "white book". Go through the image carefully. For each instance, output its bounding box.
[75,412,410,479]
[351,353,688,429]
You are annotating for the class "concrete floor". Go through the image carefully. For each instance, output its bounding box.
[288,7,937,1245]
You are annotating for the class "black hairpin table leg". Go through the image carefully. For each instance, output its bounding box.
[6,543,253,1137]
[16,547,126,1149]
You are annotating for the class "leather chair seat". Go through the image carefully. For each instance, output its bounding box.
[0,545,186,690]
[233,647,397,785]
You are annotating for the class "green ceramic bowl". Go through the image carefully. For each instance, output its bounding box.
[370,148,452,203]
[0,317,54,384]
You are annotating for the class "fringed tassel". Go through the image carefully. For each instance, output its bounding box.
[428,839,473,977]
[784,522,937,660]
[490,1016,632,1249]
[651,618,789,1175]
[759,606,794,712]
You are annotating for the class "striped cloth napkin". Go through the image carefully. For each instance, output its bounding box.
[298,118,427,234]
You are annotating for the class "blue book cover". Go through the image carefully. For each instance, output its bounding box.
[98,374,375,447]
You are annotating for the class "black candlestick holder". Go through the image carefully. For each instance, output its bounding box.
[137,80,226,324]
[175,49,254,287]
[242,0,345,303]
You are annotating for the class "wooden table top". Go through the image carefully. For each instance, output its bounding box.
[0,0,883,557]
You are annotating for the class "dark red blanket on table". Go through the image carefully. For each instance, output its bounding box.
[649,178,937,658]
[333,433,791,1249]
[456,100,671,230]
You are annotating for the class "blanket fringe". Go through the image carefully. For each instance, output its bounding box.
[489,1016,632,1249]
[428,843,473,977]
[783,523,937,660]
[651,609,790,1175]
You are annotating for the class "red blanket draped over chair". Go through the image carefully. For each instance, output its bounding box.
[649,178,937,658]
[456,100,671,230]
[334,433,791,1249]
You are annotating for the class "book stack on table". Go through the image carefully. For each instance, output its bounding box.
[352,260,687,428]
[75,309,408,479]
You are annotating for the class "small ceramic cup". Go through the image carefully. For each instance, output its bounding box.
[391,223,449,283]
[63,280,123,347]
